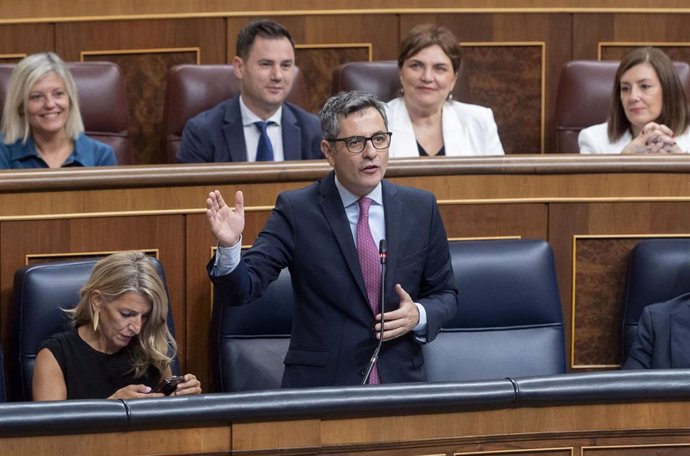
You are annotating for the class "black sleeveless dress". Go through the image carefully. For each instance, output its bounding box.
[39,328,160,399]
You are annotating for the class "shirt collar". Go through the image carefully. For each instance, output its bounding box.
[238,96,282,127]
[334,175,383,208]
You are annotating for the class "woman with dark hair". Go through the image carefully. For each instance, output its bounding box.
[579,46,690,154]
[386,24,504,157]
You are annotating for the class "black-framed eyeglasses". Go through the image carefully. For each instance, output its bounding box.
[329,132,393,153]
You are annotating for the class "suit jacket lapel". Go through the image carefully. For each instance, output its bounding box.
[223,98,248,162]
[441,103,471,156]
[670,301,690,367]
[319,172,369,302]
[281,104,302,161]
[381,181,401,303]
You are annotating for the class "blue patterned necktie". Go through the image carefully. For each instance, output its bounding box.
[254,121,275,161]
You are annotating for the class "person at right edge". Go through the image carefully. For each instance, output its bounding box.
[623,293,690,369]
[206,90,458,387]
[579,46,690,154]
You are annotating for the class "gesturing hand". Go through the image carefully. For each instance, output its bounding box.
[375,284,420,341]
[206,190,245,247]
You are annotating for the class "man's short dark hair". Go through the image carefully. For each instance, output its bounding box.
[320,91,388,140]
[236,19,295,59]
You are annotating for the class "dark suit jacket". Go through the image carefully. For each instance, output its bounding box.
[209,172,458,387]
[177,96,322,163]
[623,293,690,369]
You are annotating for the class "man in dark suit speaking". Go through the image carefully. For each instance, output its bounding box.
[206,91,457,387]
[178,19,322,163]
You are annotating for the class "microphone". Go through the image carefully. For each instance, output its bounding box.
[362,239,387,385]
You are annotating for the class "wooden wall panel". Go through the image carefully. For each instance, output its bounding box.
[600,43,690,61]
[461,44,544,154]
[0,24,53,57]
[226,15,399,63]
[7,0,690,21]
[440,203,547,239]
[573,13,690,60]
[573,236,639,368]
[297,46,372,113]
[582,444,690,456]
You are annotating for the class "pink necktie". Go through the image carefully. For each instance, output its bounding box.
[357,197,380,384]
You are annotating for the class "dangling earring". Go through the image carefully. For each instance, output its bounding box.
[447,92,453,100]
[400,87,404,95]
[93,311,100,332]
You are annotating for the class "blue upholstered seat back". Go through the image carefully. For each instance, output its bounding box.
[423,239,566,382]
[622,239,690,359]
[10,257,178,401]
[211,267,293,392]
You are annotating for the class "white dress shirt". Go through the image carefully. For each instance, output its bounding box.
[239,96,285,161]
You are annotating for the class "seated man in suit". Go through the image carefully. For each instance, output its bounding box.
[205,90,458,388]
[178,19,322,163]
[623,293,690,369]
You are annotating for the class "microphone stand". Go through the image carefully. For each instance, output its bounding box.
[362,240,387,385]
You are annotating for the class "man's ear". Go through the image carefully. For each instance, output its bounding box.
[321,139,335,165]
[232,56,244,80]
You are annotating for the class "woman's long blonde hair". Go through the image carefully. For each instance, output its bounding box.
[67,251,176,378]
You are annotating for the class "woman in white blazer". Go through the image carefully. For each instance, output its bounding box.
[385,24,504,157]
[579,47,690,154]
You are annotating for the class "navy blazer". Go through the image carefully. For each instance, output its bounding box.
[209,172,458,387]
[177,96,322,163]
[623,293,690,369]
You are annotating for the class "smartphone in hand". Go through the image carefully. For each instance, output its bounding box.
[152,375,184,396]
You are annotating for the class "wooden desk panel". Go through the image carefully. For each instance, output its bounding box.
[3,400,690,455]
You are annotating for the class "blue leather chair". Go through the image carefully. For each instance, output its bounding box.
[210,268,293,392]
[621,238,690,360]
[10,256,178,401]
[423,239,567,382]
